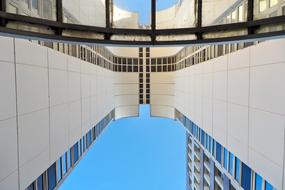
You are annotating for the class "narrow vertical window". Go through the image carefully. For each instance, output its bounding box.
[67,150,71,169]
[265,181,274,190]
[235,158,241,183]
[255,174,263,190]
[73,143,79,164]
[228,152,234,176]
[56,159,62,183]
[223,148,228,170]
[259,0,267,12]
[241,163,251,190]
[61,153,67,176]
[48,163,57,190]
[37,175,43,190]
[215,142,222,164]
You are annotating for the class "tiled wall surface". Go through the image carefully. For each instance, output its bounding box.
[0,36,138,190]
[175,39,285,189]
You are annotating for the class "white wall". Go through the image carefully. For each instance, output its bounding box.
[150,72,175,119]
[114,73,139,119]
[0,36,139,190]
[174,39,285,189]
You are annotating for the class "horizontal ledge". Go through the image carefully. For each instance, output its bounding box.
[0,24,285,46]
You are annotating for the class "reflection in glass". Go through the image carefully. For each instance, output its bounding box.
[156,0,196,29]
[6,0,56,20]
[112,0,151,29]
[63,0,106,27]
[202,0,247,26]
[254,0,285,19]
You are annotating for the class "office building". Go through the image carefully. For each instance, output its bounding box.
[0,0,285,189]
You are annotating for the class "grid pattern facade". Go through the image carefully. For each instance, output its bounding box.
[25,110,114,190]
[175,109,276,190]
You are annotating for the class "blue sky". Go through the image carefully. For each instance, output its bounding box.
[113,0,179,24]
[59,105,186,190]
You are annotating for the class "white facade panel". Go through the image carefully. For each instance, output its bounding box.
[0,118,18,182]
[250,62,285,115]
[0,171,18,190]
[49,69,68,107]
[0,36,14,63]
[16,64,49,115]
[151,105,175,119]
[15,39,48,67]
[50,104,69,163]
[115,106,139,120]
[0,61,16,120]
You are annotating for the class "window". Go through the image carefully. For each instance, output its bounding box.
[235,158,241,183]
[228,152,234,176]
[223,148,228,170]
[255,174,263,190]
[37,175,44,190]
[270,0,278,7]
[211,139,215,157]
[56,159,62,183]
[26,184,34,190]
[61,153,67,176]
[241,163,251,190]
[67,150,71,169]
[265,181,274,190]
[200,130,205,146]
[259,0,267,12]
[73,143,79,164]
[215,142,222,164]
[48,163,57,190]
[238,5,244,22]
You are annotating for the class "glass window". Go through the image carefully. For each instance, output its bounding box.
[235,158,241,183]
[203,0,247,26]
[31,0,38,10]
[83,136,86,152]
[255,173,263,190]
[67,150,71,169]
[223,148,228,170]
[63,0,106,27]
[215,142,222,164]
[241,163,251,190]
[200,130,205,146]
[56,159,62,183]
[73,143,79,164]
[260,0,267,12]
[229,152,234,176]
[211,139,215,157]
[26,184,34,190]
[265,181,274,190]
[270,0,278,7]
[156,0,196,29]
[238,5,244,22]
[48,163,57,190]
[61,153,67,176]
[37,175,44,190]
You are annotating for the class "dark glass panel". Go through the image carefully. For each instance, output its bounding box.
[48,163,57,190]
